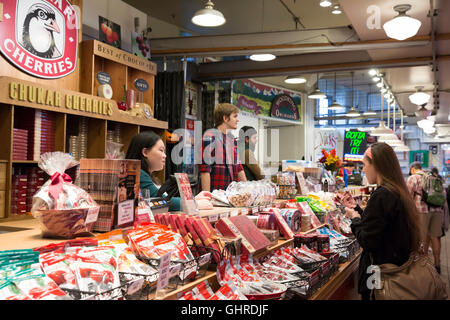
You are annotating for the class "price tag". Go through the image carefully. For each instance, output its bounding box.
[241,208,248,215]
[220,212,228,219]
[208,213,219,222]
[230,210,238,217]
[252,207,258,214]
[86,206,100,224]
[198,253,211,266]
[169,263,182,278]
[127,277,144,295]
[156,251,172,291]
[118,200,134,226]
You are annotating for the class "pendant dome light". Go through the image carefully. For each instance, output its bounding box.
[395,110,410,152]
[285,75,307,84]
[320,0,332,7]
[363,84,377,116]
[371,92,395,136]
[191,0,226,27]
[379,102,402,146]
[308,73,326,99]
[329,72,344,110]
[409,86,431,105]
[383,4,421,41]
[346,72,360,117]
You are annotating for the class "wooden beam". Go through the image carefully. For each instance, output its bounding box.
[151,34,450,56]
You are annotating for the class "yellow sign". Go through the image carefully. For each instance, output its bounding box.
[9,82,113,116]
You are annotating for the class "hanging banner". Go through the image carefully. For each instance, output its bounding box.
[313,129,338,163]
[0,0,79,79]
[232,79,302,122]
[271,94,300,120]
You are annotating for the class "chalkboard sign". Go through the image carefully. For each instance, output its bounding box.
[343,130,369,162]
[270,94,300,121]
[97,71,111,85]
[134,78,149,92]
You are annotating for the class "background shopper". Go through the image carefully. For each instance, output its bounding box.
[407,162,442,273]
[200,103,247,191]
[239,126,263,181]
[126,131,213,211]
[342,143,422,300]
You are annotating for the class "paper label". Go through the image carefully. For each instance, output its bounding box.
[198,253,211,266]
[209,213,219,223]
[118,200,134,226]
[138,207,155,223]
[252,207,258,214]
[220,212,229,219]
[127,277,144,295]
[241,208,248,215]
[230,210,238,217]
[169,264,182,278]
[86,206,100,224]
[157,251,172,291]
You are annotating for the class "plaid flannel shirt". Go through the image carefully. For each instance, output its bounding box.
[199,129,244,191]
[406,172,442,213]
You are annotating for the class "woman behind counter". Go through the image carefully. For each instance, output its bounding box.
[341,142,422,300]
[126,131,212,212]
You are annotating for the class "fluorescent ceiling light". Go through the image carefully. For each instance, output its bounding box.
[320,0,332,7]
[191,0,226,27]
[409,86,430,105]
[371,121,394,136]
[285,76,307,84]
[249,54,276,61]
[383,4,421,41]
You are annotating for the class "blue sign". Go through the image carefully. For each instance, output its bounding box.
[97,71,111,85]
[134,78,149,92]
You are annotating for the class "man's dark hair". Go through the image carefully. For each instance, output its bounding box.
[410,161,422,170]
[431,167,439,175]
[239,126,257,143]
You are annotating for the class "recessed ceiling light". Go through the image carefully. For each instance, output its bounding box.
[331,5,342,14]
[191,0,226,27]
[320,0,332,7]
[383,4,421,40]
[249,54,276,61]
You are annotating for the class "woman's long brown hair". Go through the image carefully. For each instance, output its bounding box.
[367,142,422,252]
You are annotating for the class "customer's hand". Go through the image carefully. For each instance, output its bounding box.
[341,192,356,209]
[345,207,361,220]
[196,198,213,210]
[195,191,213,201]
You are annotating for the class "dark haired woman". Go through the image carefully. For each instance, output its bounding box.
[126,131,213,212]
[341,142,422,300]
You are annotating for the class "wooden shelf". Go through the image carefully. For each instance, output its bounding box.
[12,161,39,164]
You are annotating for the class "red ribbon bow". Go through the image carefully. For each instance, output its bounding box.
[48,172,72,201]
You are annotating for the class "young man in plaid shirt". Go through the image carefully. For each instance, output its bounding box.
[200,103,247,191]
[407,161,442,273]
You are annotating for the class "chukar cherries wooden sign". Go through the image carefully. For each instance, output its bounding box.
[0,0,78,79]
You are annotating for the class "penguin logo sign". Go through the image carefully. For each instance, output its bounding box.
[0,0,78,79]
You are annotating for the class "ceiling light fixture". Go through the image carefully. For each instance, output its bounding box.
[346,72,361,117]
[423,126,436,135]
[329,72,344,110]
[372,76,381,82]
[331,4,342,14]
[308,73,326,99]
[285,75,307,84]
[320,0,332,7]
[415,105,432,119]
[409,86,431,105]
[417,119,434,129]
[368,69,378,76]
[371,93,394,136]
[383,4,421,40]
[249,53,276,61]
[191,0,226,27]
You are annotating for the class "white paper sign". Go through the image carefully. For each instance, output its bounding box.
[127,277,145,295]
[157,251,172,291]
[209,213,219,223]
[118,200,134,225]
[86,206,100,224]
[220,212,228,219]
[230,210,238,217]
[138,207,155,223]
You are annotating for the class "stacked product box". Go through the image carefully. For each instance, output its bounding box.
[21,110,56,161]
[11,174,27,215]
[12,128,28,161]
[78,159,140,232]
[0,163,6,218]
[25,167,45,212]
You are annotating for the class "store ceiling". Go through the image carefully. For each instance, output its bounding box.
[123,0,450,126]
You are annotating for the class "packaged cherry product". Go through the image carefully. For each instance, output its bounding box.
[31,152,100,238]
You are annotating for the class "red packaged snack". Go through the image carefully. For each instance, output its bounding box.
[13,273,72,300]
[263,208,294,240]
[39,251,78,290]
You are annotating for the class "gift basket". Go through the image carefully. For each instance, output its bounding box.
[31,152,100,239]
[225,181,278,208]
